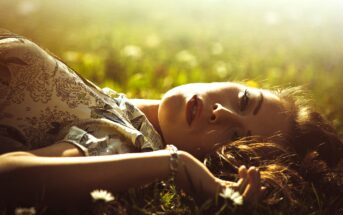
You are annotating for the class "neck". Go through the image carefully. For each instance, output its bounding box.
[129,99,162,136]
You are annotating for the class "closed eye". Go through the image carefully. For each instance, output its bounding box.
[239,89,250,111]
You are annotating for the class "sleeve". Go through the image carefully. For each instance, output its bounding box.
[0,37,25,107]
[59,125,138,156]
[0,135,27,154]
[0,125,29,154]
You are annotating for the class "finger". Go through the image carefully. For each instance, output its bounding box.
[235,165,248,193]
[243,167,261,203]
[246,167,261,202]
[238,165,247,178]
[237,180,248,194]
[218,179,235,187]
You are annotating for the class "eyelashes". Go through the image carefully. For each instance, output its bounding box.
[239,89,250,112]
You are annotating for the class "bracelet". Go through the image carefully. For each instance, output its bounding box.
[166,144,179,179]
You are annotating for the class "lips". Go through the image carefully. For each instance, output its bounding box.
[186,95,202,126]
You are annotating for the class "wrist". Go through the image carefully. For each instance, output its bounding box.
[166,145,179,179]
[174,150,220,197]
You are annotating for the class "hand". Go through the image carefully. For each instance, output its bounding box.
[176,152,264,204]
[175,151,224,197]
[216,165,265,204]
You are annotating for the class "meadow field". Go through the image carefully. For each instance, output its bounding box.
[1,0,343,213]
[1,0,342,134]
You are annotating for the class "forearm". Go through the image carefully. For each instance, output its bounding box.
[29,141,84,157]
[0,150,174,206]
[0,148,220,207]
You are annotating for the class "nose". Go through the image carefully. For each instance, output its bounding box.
[210,103,242,127]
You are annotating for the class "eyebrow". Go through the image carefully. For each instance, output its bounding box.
[253,91,264,115]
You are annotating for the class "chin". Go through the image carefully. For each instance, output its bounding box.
[158,98,175,144]
[159,89,184,120]
[158,94,185,144]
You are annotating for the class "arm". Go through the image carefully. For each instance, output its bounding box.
[0,148,221,207]
[28,141,84,157]
[0,145,262,207]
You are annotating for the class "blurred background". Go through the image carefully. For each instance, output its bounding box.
[0,0,342,137]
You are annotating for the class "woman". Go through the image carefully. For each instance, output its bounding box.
[0,29,342,209]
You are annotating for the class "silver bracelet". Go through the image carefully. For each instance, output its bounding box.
[166,144,179,179]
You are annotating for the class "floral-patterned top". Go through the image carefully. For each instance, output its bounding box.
[0,35,163,156]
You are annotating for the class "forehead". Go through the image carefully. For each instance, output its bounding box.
[254,91,291,139]
[260,88,281,101]
[207,83,279,98]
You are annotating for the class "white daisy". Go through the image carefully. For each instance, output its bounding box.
[176,50,198,67]
[220,187,244,206]
[90,189,115,202]
[122,45,142,59]
[14,207,36,215]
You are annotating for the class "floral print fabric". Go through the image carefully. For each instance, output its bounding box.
[0,36,163,155]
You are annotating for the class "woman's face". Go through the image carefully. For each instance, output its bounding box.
[158,82,290,157]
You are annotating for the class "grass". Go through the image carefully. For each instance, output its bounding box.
[19,180,340,214]
[1,0,343,213]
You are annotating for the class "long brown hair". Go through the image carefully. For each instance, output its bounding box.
[204,87,343,207]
